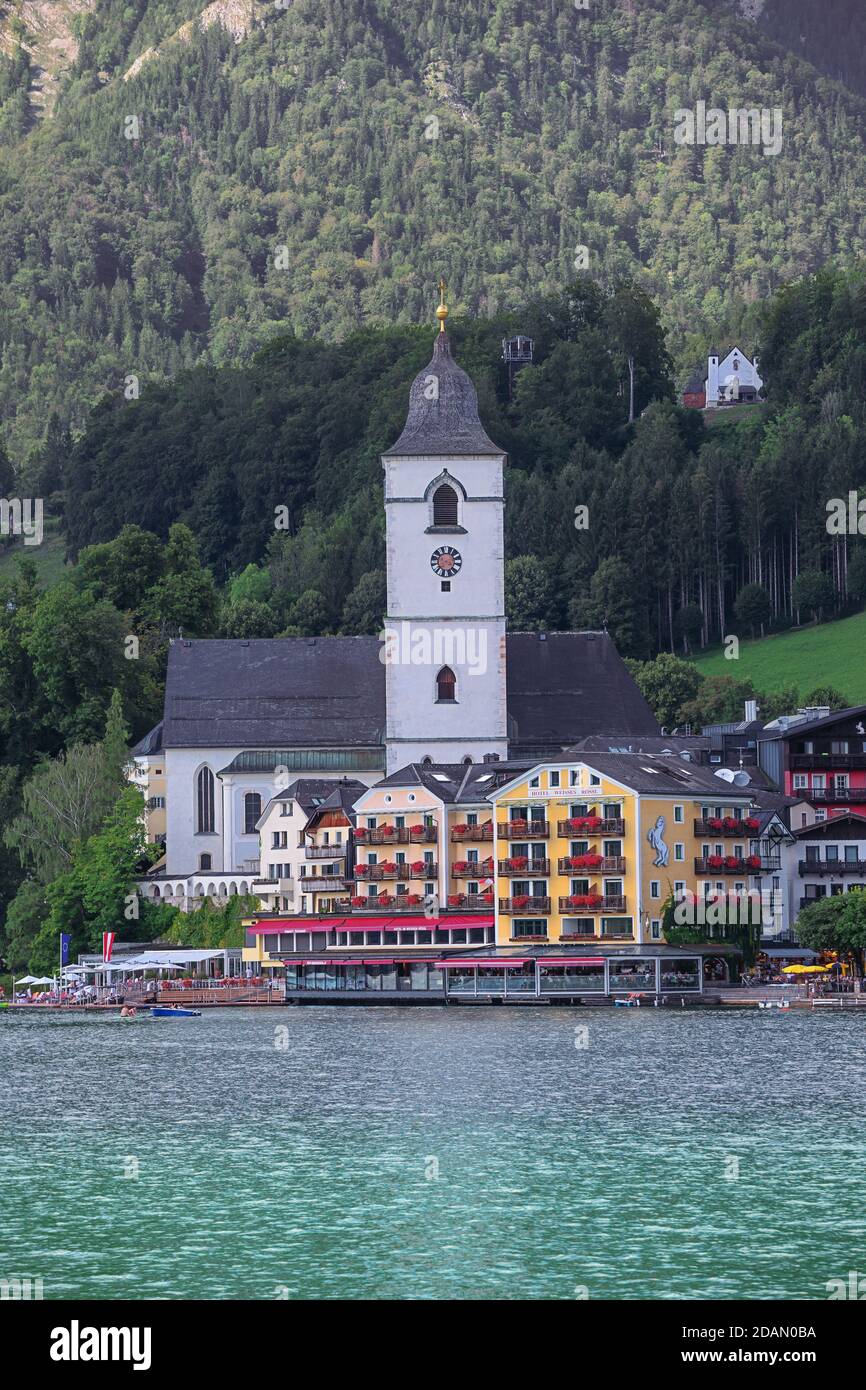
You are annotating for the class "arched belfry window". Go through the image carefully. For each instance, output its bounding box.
[433,483,459,527]
[197,767,215,833]
[244,791,262,835]
[436,666,457,703]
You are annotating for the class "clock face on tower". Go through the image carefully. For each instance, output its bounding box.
[430,545,462,578]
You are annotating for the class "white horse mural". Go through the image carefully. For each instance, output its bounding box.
[647,815,669,868]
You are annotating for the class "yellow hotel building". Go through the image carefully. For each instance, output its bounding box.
[244,751,774,1001]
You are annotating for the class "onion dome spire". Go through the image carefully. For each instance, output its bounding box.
[382,280,502,457]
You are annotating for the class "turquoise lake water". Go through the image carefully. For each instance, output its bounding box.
[1,1005,865,1300]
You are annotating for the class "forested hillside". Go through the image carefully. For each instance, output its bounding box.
[757,0,866,99]
[61,265,866,661]
[2,0,866,455]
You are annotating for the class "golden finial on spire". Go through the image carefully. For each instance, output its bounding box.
[436,277,449,333]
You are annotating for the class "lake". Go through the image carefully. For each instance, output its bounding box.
[2,1005,864,1300]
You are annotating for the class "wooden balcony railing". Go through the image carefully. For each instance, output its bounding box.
[452,860,495,879]
[557,855,625,873]
[354,825,438,844]
[497,858,550,876]
[497,821,550,840]
[305,844,347,860]
[694,818,759,837]
[695,857,760,875]
[799,859,866,875]
[449,822,494,842]
[557,818,625,837]
[354,862,438,882]
[558,895,626,913]
[498,896,551,914]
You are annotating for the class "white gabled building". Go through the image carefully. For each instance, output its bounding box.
[706,345,763,407]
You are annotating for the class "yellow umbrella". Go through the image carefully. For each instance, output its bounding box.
[781,964,830,974]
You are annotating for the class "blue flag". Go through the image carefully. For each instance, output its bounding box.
[60,933,71,966]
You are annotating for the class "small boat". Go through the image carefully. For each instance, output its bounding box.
[614,993,642,1008]
[757,1000,790,1010]
[151,1006,201,1018]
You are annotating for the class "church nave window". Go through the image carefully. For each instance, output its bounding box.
[244,791,262,834]
[196,767,215,834]
[436,666,457,702]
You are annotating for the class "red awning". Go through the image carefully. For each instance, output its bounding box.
[438,958,530,968]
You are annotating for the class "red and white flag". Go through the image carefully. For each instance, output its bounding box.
[102,932,116,963]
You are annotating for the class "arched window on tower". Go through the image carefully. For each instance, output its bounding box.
[244,792,262,835]
[197,767,215,833]
[432,483,459,527]
[436,666,457,703]
[421,755,433,766]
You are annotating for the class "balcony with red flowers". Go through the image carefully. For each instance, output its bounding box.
[558,894,626,913]
[449,821,494,843]
[557,815,625,837]
[354,823,438,845]
[497,856,550,876]
[496,818,549,840]
[498,895,551,914]
[558,853,626,873]
[695,854,762,874]
[452,857,495,878]
[446,891,495,910]
[694,816,760,837]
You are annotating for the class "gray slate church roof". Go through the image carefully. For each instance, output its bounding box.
[162,631,659,751]
[383,331,501,457]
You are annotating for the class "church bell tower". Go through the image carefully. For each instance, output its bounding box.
[381,282,508,772]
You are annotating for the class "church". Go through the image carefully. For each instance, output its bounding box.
[134,289,658,904]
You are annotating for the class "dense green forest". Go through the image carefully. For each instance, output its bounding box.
[2,0,866,456]
[757,0,866,98]
[58,265,866,659]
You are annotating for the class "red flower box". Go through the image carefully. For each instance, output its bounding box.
[451,824,468,835]
[724,856,741,870]
[723,817,740,832]
[508,819,529,833]
[355,864,369,877]
[570,852,602,869]
[706,854,724,869]
[406,894,422,905]
[511,894,531,908]
[447,893,464,907]
[409,825,425,838]
[507,856,529,870]
[746,854,762,869]
[481,892,494,904]
[706,817,723,831]
[744,817,761,831]
[380,861,397,873]
[453,860,469,872]
[354,828,368,841]
[350,895,367,907]
[410,861,426,874]
[377,893,393,906]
